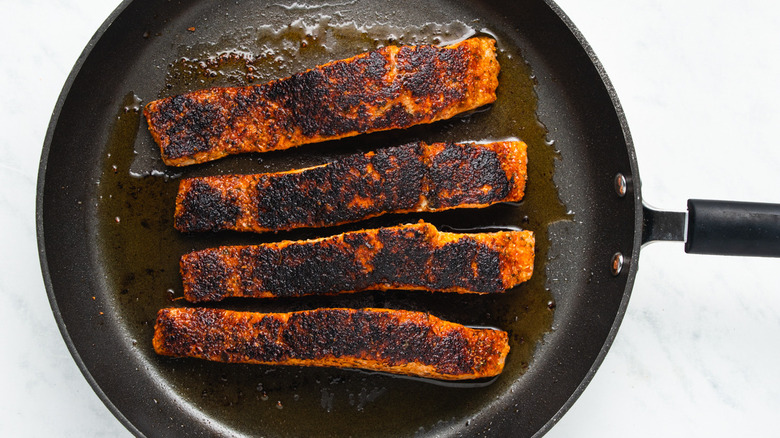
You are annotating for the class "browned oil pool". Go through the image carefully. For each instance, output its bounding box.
[96,16,568,437]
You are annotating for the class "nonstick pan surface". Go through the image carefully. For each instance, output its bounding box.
[37,0,641,436]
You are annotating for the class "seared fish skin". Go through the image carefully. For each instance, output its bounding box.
[144,37,500,166]
[174,140,527,233]
[153,307,510,380]
[181,221,534,302]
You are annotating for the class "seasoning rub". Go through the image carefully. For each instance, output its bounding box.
[154,307,510,380]
[174,140,527,233]
[145,37,500,166]
[180,221,534,302]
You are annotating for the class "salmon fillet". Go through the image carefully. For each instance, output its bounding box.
[174,140,527,233]
[181,221,533,302]
[153,307,510,380]
[144,37,500,166]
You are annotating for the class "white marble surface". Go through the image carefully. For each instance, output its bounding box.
[2,0,779,436]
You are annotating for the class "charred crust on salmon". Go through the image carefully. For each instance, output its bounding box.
[144,37,500,166]
[153,307,510,380]
[174,180,242,232]
[180,221,534,302]
[174,140,527,233]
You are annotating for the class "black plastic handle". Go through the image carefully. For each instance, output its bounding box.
[685,199,780,257]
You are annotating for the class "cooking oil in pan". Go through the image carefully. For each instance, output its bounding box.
[162,18,479,96]
[97,19,568,438]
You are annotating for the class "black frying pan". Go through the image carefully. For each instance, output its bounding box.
[37,0,780,437]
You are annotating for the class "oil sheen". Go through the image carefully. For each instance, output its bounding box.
[97,17,568,438]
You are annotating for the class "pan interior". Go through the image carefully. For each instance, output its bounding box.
[39,0,639,437]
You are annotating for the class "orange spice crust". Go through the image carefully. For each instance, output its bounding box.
[174,140,527,233]
[180,221,534,302]
[145,37,500,166]
[153,307,510,380]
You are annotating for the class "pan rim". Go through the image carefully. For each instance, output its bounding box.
[35,0,143,436]
[36,0,645,436]
[533,0,643,436]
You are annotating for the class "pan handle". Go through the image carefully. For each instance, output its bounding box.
[643,200,780,257]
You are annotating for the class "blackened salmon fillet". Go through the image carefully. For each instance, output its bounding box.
[153,307,510,380]
[181,221,534,302]
[144,37,500,166]
[174,140,527,233]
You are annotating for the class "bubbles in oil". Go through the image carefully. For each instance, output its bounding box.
[122,93,143,113]
[275,0,360,11]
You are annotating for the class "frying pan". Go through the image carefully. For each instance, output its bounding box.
[36,0,780,437]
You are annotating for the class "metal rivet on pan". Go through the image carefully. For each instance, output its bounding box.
[611,252,624,276]
[614,173,627,197]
